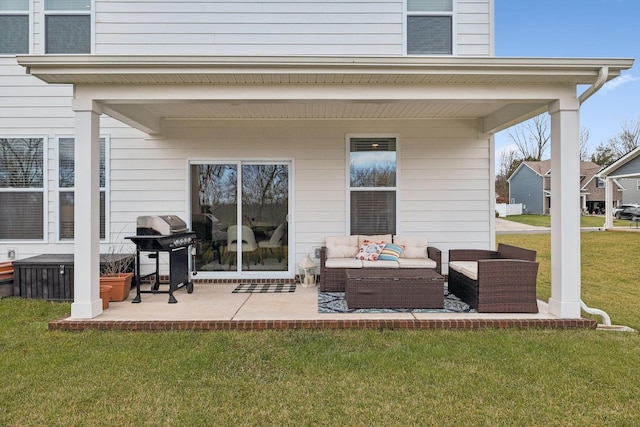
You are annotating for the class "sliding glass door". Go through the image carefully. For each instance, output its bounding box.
[190,161,290,275]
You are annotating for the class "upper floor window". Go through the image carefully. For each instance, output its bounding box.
[58,137,107,240]
[0,0,29,54]
[0,137,45,240]
[349,137,397,235]
[407,0,453,55]
[596,177,605,188]
[45,0,91,54]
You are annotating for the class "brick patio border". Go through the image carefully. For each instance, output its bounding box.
[48,317,597,331]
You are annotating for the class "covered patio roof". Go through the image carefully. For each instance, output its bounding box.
[15,55,634,321]
[18,55,633,135]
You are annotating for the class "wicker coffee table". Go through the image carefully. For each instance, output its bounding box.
[345,269,444,309]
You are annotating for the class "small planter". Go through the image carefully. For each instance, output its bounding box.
[100,272,134,302]
[100,284,112,309]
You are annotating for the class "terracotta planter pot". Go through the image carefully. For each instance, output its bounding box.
[100,284,112,310]
[100,272,134,302]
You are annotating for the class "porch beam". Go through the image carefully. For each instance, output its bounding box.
[548,98,582,318]
[69,101,103,319]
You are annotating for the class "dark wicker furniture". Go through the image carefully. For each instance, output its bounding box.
[319,246,442,292]
[448,243,539,313]
[345,269,444,309]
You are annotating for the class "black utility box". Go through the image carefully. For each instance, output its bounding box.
[13,254,132,301]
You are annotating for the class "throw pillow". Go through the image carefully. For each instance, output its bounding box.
[355,240,385,261]
[377,243,405,261]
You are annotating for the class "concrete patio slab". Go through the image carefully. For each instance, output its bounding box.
[48,282,597,331]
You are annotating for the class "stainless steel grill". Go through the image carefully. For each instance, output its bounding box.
[126,215,197,304]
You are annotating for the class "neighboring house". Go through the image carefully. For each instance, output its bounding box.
[598,147,640,228]
[508,160,622,214]
[615,178,640,205]
[0,0,633,319]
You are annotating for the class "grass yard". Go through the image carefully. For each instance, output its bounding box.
[504,214,630,228]
[1,231,640,426]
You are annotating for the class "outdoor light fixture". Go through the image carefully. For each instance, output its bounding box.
[298,254,318,287]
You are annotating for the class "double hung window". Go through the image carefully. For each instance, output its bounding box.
[0,138,45,240]
[349,137,397,235]
[0,0,29,54]
[58,137,107,240]
[407,0,453,55]
[45,0,91,54]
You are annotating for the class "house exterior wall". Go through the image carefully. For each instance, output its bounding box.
[91,0,492,57]
[509,167,544,214]
[619,178,640,204]
[1,0,495,270]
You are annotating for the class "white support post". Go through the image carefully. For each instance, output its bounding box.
[604,177,614,229]
[70,102,103,319]
[548,98,582,318]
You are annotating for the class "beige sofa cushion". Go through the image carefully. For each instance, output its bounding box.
[325,258,363,269]
[448,261,478,281]
[362,260,400,269]
[393,235,428,258]
[325,235,358,258]
[358,234,392,245]
[397,258,437,269]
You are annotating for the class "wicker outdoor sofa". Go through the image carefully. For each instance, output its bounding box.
[448,243,539,313]
[319,234,442,292]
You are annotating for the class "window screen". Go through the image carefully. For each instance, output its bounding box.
[407,16,452,55]
[0,15,28,54]
[45,15,90,53]
[0,138,44,240]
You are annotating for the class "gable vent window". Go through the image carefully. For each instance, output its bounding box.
[0,0,29,54]
[407,0,453,55]
[45,0,91,54]
[349,137,397,235]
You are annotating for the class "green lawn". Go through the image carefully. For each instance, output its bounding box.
[504,214,630,228]
[1,232,640,426]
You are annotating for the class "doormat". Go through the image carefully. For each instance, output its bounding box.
[318,288,475,313]
[233,283,296,293]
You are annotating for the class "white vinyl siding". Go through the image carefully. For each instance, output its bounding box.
[94,0,405,56]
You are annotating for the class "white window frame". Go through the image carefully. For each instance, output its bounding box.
[0,0,32,55]
[404,0,457,56]
[0,135,48,242]
[42,0,94,54]
[54,135,109,243]
[636,180,640,192]
[346,134,400,235]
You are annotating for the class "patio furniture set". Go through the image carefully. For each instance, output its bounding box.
[320,235,539,313]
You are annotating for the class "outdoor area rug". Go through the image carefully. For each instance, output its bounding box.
[318,287,475,313]
[233,283,296,293]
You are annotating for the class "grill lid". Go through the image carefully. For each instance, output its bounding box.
[136,215,188,235]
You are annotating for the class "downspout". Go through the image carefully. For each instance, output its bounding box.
[578,66,612,326]
[578,66,608,105]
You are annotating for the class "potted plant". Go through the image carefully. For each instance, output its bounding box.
[100,250,135,302]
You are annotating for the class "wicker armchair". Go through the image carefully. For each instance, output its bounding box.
[448,243,539,313]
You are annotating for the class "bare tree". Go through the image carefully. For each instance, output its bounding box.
[580,127,591,161]
[608,118,640,159]
[507,114,550,161]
